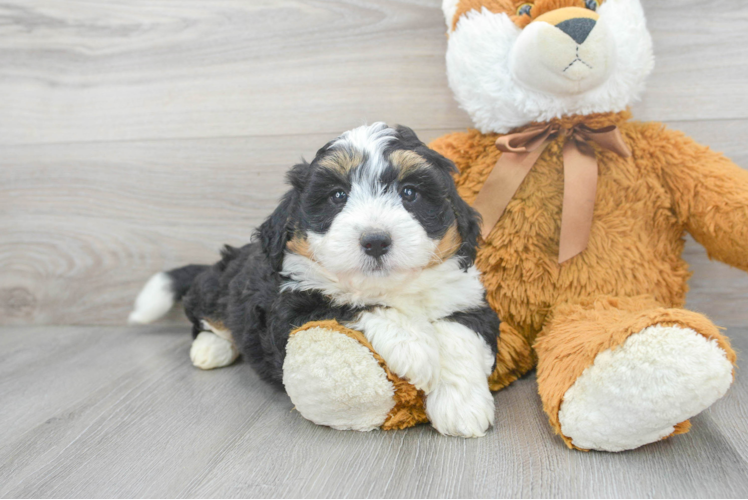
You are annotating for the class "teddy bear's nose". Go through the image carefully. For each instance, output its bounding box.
[556,17,597,45]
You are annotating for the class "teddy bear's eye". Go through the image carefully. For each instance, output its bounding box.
[516,3,533,16]
[585,0,599,11]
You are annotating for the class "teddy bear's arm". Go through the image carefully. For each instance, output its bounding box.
[657,127,748,271]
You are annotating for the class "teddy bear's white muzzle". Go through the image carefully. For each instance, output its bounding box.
[510,15,616,96]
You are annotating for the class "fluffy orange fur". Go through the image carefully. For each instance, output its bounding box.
[534,295,736,449]
[426,110,742,446]
[451,0,607,30]
[288,109,743,445]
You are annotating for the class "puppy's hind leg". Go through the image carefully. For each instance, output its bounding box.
[190,320,240,370]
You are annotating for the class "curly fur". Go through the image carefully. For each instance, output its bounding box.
[129,125,500,438]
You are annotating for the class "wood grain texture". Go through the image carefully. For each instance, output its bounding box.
[1,1,748,495]
[1,0,747,147]
[3,122,748,326]
[1,325,747,498]
[2,0,748,326]
[0,0,458,146]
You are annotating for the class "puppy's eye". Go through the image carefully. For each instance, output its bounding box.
[400,186,417,203]
[584,0,598,11]
[330,189,348,205]
[516,3,533,16]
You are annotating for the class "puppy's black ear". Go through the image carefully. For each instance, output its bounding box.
[428,151,481,269]
[255,162,308,271]
[394,125,424,149]
[405,133,480,268]
[451,189,482,269]
[313,139,336,161]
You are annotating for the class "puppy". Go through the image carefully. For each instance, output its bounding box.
[129,123,500,437]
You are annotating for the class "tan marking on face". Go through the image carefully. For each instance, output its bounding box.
[318,149,363,174]
[451,0,603,31]
[428,224,462,267]
[534,6,598,25]
[389,150,429,180]
[286,235,314,259]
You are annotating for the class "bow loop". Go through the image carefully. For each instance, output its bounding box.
[494,124,558,154]
[573,124,632,158]
[471,123,631,263]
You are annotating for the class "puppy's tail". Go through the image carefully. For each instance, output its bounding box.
[128,264,208,325]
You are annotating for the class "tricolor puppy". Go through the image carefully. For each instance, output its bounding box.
[129,123,499,437]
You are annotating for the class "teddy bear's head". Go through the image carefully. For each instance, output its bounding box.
[442,0,654,133]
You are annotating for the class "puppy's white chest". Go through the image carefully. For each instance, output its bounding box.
[378,262,486,320]
[283,254,486,318]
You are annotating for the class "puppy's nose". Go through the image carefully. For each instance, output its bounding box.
[360,231,392,259]
[556,18,596,45]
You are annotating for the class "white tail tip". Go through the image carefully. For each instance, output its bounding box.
[128,272,176,325]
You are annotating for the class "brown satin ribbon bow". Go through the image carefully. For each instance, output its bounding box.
[472,123,632,264]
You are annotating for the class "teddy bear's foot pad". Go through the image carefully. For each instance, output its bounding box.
[558,324,733,452]
[283,326,396,431]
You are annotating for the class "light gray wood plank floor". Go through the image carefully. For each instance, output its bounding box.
[1,324,747,498]
[2,0,748,497]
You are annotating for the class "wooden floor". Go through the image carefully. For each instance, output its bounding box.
[1,324,747,498]
[2,0,748,497]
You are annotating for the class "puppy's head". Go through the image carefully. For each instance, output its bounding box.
[443,0,654,133]
[257,123,480,279]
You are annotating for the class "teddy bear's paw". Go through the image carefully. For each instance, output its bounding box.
[190,331,239,370]
[558,324,734,452]
[283,326,396,431]
[426,382,495,438]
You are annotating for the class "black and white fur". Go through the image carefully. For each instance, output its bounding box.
[129,123,500,437]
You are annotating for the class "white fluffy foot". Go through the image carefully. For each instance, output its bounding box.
[426,383,495,438]
[283,326,395,431]
[424,319,496,438]
[190,331,239,370]
[559,324,734,452]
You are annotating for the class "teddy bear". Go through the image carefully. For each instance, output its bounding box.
[281,0,745,451]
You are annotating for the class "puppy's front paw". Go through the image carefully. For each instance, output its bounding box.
[426,383,495,438]
[352,309,441,394]
[385,341,441,394]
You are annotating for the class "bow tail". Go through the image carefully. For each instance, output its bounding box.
[558,139,599,264]
[473,144,550,240]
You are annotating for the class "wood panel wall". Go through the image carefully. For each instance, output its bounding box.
[2,0,748,326]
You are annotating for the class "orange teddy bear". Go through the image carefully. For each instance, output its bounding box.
[282,0,743,452]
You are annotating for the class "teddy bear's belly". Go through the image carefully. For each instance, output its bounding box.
[477,172,691,339]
